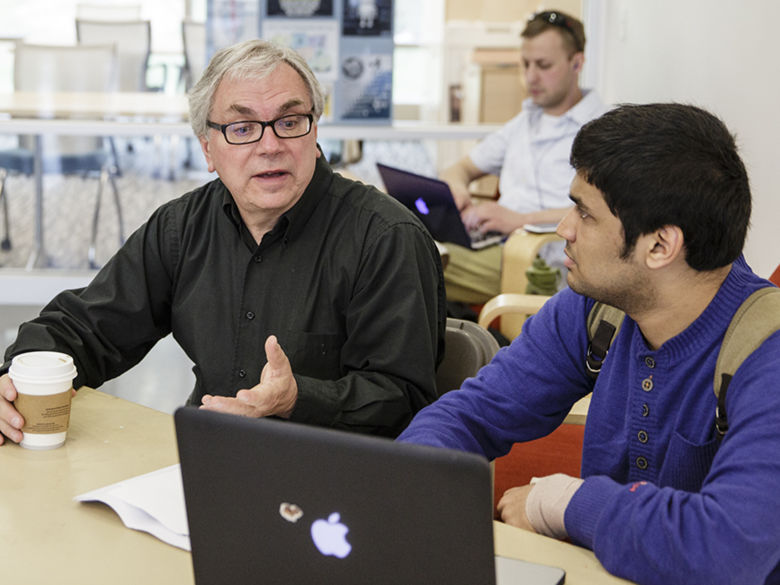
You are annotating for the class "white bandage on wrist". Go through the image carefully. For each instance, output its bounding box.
[524,473,584,539]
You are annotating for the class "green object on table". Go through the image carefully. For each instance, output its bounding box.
[525,255,560,295]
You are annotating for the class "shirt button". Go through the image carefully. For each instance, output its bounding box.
[238,369,246,378]
[638,430,649,443]
[642,377,654,392]
[246,311,255,320]
[642,403,650,417]
[644,356,656,368]
[636,456,648,470]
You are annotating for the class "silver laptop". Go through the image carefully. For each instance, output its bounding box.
[175,408,564,585]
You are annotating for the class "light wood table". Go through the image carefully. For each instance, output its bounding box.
[0,388,629,584]
[1,389,192,585]
[494,521,632,584]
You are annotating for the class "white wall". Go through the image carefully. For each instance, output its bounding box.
[589,0,779,277]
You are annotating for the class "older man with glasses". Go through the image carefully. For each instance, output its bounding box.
[0,40,446,443]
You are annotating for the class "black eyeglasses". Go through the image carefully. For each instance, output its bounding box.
[530,11,583,52]
[206,113,314,145]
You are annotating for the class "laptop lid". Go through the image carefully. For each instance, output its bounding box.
[376,162,474,248]
[175,407,497,585]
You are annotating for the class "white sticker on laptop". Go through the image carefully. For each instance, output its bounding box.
[279,502,304,523]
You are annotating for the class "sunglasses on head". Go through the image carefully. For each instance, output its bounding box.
[530,11,583,52]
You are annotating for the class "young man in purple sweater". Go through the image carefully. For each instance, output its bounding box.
[399,103,780,584]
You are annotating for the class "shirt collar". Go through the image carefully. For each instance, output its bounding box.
[522,88,605,126]
[281,155,333,242]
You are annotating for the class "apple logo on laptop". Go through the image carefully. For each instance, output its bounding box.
[310,512,352,559]
[414,197,430,215]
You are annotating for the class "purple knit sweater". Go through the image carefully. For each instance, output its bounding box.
[399,257,780,584]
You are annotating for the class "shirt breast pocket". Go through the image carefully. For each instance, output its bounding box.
[279,330,344,379]
[658,430,720,492]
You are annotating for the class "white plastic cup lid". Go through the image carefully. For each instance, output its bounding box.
[9,351,78,385]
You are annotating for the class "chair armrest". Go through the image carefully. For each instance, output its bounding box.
[501,229,564,293]
[468,174,499,200]
[479,293,591,425]
[478,293,550,331]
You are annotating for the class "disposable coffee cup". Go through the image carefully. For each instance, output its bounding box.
[9,351,78,450]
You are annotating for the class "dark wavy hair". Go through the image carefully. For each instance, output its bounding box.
[570,103,751,271]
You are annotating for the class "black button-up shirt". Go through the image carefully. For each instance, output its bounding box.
[4,157,446,436]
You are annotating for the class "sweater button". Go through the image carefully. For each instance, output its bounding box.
[642,403,650,417]
[638,430,649,444]
[254,255,262,263]
[238,369,246,378]
[641,377,654,392]
[644,356,655,368]
[636,456,648,470]
[246,311,255,320]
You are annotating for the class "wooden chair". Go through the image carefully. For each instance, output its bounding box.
[474,229,590,513]
[478,228,562,339]
[478,227,592,426]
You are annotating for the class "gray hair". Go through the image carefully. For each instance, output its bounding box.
[188,39,325,139]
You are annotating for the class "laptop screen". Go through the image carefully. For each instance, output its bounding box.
[376,162,472,248]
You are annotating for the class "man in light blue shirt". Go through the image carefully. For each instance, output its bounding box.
[440,10,608,304]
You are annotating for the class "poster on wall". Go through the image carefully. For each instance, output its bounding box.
[262,19,340,82]
[267,0,334,17]
[207,0,393,125]
[208,0,260,50]
[341,0,392,37]
[336,52,392,120]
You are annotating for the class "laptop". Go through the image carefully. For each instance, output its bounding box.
[376,162,504,250]
[175,407,565,585]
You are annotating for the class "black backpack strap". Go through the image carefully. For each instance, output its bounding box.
[715,374,732,437]
[585,303,625,380]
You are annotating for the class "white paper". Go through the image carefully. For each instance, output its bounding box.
[75,464,190,551]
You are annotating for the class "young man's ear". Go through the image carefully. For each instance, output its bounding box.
[572,53,584,72]
[645,225,684,269]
